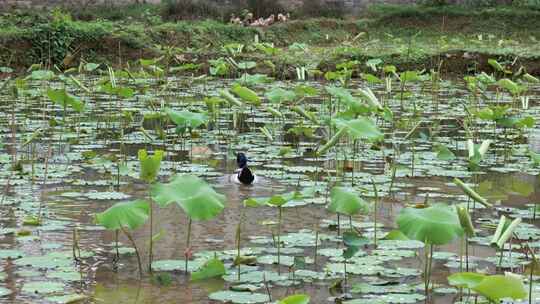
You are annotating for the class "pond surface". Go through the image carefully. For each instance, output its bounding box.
[0,74,540,303]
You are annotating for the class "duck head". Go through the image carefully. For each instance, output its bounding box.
[236,152,248,168]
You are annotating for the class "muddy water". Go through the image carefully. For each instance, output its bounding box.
[0,76,539,303]
[43,157,540,303]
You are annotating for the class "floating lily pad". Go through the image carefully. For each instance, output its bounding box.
[209,290,270,304]
[46,270,82,281]
[45,294,87,304]
[0,287,12,297]
[151,259,205,272]
[22,281,65,294]
[15,255,73,269]
[0,249,24,259]
[223,270,287,284]
[86,191,130,200]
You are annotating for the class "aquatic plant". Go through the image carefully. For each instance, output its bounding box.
[398,204,463,300]
[244,191,303,275]
[278,294,310,304]
[138,149,164,272]
[191,258,226,281]
[95,199,150,278]
[165,108,209,158]
[151,175,225,272]
[457,206,475,271]
[491,215,522,269]
[448,272,527,302]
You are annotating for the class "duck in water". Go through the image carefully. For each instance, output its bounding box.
[235,152,255,185]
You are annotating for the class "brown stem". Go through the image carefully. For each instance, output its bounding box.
[277,207,282,275]
[148,198,153,273]
[185,218,192,273]
[38,141,52,223]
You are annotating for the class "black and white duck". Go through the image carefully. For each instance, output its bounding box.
[233,152,256,185]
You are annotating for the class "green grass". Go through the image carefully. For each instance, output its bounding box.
[364,4,540,34]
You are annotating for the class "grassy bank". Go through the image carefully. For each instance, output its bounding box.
[1,4,540,75]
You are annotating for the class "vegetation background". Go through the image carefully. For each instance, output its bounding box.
[1,0,540,75]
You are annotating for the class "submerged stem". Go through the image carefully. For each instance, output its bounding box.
[424,242,433,302]
[148,198,153,273]
[388,165,397,196]
[337,214,341,237]
[236,208,245,281]
[371,178,379,247]
[120,226,143,279]
[277,207,282,275]
[526,244,536,304]
[314,229,319,267]
[114,230,120,265]
[185,217,192,273]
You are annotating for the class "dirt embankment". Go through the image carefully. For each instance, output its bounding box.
[2,10,540,76]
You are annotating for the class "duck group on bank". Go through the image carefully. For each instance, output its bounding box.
[230,12,290,27]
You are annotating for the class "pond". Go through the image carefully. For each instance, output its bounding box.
[0,70,539,303]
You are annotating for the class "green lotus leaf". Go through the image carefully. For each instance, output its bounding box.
[265,87,296,104]
[337,117,383,142]
[498,78,525,95]
[29,70,55,80]
[361,73,383,84]
[151,259,205,272]
[382,230,409,240]
[328,187,369,216]
[0,249,24,259]
[400,70,421,82]
[151,175,225,221]
[244,192,300,208]
[397,204,463,245]
[95,199,149,230]
[456,207,475,237]
[45,294,87,304]
[15,255,73,269]
[343,246,360,259]
[434,144,456,161]
[191,258,226,281]
[231,84,260,105]
[209,291,270,303]
[46,270,82,281]
[453,178,491,207]
[237,61,256,70]
[243,197,267,208]
[22,281,65,294]
[278,294,310,304]
[47,88,85,112]
[343,231,368,247]
[474,273,527,301]
[448,272,527,301]
[529,150,540,167]
[448,272,486,289]
[264,195,285,207]
[220,89,243,107]
[0,287,11,297]
[318,127,346,156]
[237,73,272,86]
[138,149,163,183]
[84,62,100,72]
[165,108,208,129]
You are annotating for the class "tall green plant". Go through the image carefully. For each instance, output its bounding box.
[448,272,526,302]
[138,149,163,272]
[151,175,225,272]
[398,204,463,300]
[95,199,150,278]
